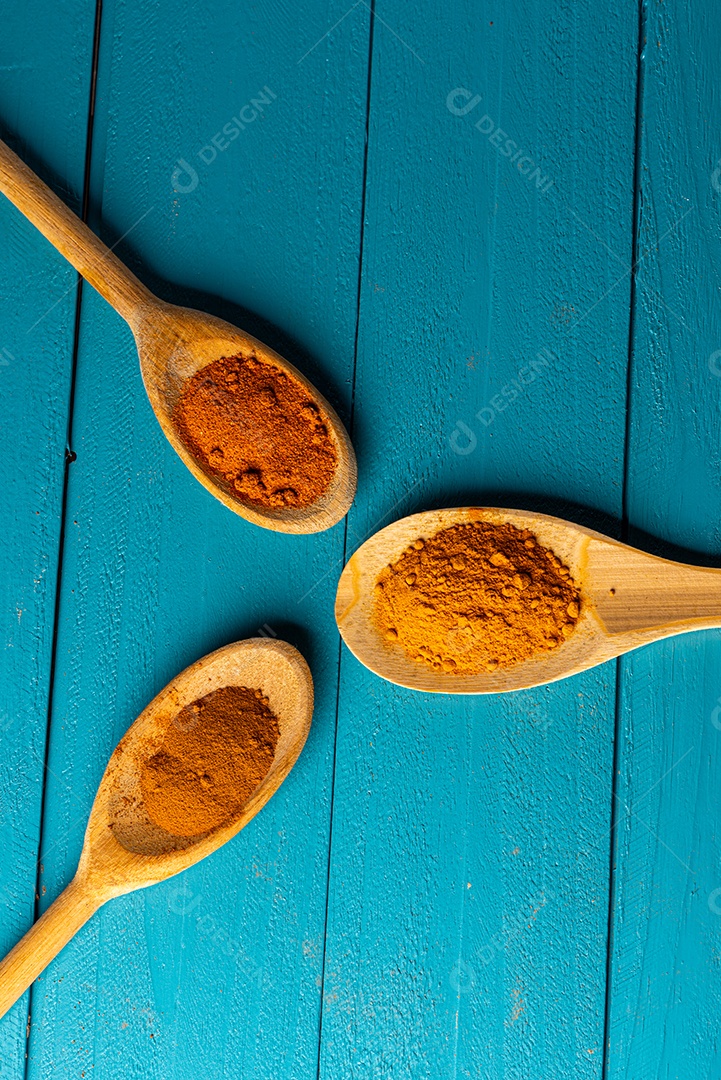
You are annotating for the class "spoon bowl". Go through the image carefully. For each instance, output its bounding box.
[0,637,313,1018]
[335,507,721,694]
[0,137,356,532]
[134,301,356,532]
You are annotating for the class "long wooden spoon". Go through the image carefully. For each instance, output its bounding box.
[0,138,356,533]
[335,507,721,693]
[0,638,312,1019]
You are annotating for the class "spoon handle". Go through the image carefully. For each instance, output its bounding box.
[0,875,102,1019]
[0,138,154,326]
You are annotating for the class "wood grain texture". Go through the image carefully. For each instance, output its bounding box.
[607,1,721,1074]
[2,0,719,1076]
[21,2,370,1078]
[0,639,313,1019]
[0,1,97,1072]
[335,505,721,694]
[0,139,357,533]
[321,1,638,1076]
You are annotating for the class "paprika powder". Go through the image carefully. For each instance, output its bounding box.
[173,353,338,510]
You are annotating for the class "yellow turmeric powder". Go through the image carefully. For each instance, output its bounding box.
[372,521,581,674]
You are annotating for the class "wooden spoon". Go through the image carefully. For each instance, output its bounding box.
[335,506,721,694]
[0,638,312,1019]
[0,138,356,533]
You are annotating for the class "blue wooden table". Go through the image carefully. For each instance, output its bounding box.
[1,1,720,1076]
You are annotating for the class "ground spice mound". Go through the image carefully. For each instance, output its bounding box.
[372,521,581,674]
[173,354,338,510]
[140,685,280,837]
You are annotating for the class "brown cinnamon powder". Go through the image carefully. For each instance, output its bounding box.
[140,685,280,837]
[172,354,337,510]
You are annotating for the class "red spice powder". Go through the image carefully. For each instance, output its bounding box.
[173,354,338,510]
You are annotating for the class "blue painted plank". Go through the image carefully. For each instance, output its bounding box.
[22,2,370,1078]
[608,1,721,1075]
[321,2,638,1077]
[9,2,718,1077]
[0,2,97,1071]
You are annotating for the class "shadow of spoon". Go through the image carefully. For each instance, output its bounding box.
[336,506,721,693]
[0,638,313,1019]
[0,138,356,533]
